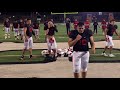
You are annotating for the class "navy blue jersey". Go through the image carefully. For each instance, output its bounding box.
[69,29,93,51]
[24,24,35,37]
[4,21,10,27]
[93,22,98,27]
[107,24,118,36]
[13,22,19,28]
[66,20,71,27]
[44,21,48,30]
[47,26,58,36]
[19,22,24,28]
[33,22,39,29]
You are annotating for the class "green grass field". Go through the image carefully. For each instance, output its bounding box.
[0,49,120,64]
[0,22,120,43]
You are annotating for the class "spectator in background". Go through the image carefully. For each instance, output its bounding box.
[65,18,71,35]
[73,19,79,30]
[84,19,90,29]
[93,20,100,35]
[101,19,107,35]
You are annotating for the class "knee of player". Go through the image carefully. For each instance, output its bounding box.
[74,69,80,73]
[81,68,88,72]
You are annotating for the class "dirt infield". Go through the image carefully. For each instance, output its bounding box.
[0,40,120,78]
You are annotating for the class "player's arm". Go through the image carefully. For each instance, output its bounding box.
[54,25,58,32]
[32,30,35,36]
[89,36,95,54]
[23,27,27,41]
[68,35,82,47]
[114,25,119,37]
[114,30,120,38]
[104,28,108,41]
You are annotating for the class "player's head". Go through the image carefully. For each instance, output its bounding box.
[77,22,85,33]
[110,19,115,25]
[48,21,54,27]
[66,18,69,20]
[50,19,53,22]
[75,19,77,21]
[20,19,23,22]
[14,20,17,23]
[86,19,88,22]
[103,19,105,21]
[6,18,9,22]
[27,18,31,24]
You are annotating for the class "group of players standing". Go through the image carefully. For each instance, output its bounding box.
[3,18,40,40]
[3,17,120,78]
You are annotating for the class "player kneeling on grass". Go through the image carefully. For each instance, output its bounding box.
[101,19,120,57]
[46,21,58,61]
[12,20,19,40]
[20,19,35,60]
[68,22,95,78]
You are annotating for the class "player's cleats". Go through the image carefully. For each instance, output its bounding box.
[29,55,33,59]
[20,56,24,60]
[101,53,108,57]
[109,54,115,57]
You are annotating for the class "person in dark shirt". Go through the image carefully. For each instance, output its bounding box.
[33,21,40,40]
[101,19,120,57]
[65,18,71,35]
[12,20,19,40]
[93,20,100,34]
[46,21,58,61]
[44,20,48,42]
[4,18,11,39]
[68,22,95,78]
[20,18,35,60]
[19,19,25,40]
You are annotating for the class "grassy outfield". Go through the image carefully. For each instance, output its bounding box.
[0,49,120,64]
[0,22,120,43]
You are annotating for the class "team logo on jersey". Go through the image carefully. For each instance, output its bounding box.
[29,27,33,32]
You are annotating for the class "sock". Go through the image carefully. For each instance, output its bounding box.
[8,34,10,38]
[30,55,32,58]
[103,51,105,53]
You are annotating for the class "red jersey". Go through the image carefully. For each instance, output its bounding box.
[73,21,79,30]
[101,21,107,29]
[84,21,90,29]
